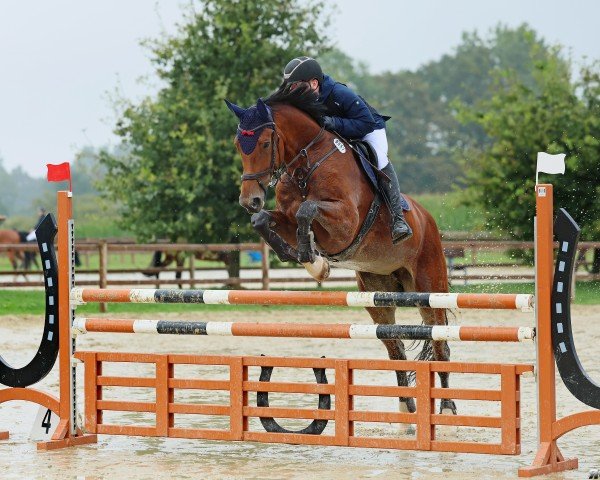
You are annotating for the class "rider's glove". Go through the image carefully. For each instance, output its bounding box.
[321,116,336,131]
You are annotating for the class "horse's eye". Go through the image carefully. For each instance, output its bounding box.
[263,141,270,149]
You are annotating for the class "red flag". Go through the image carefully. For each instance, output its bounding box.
[46,162,72,191]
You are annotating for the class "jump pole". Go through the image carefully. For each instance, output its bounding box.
[72,318,535,342]
[71,288,533,310]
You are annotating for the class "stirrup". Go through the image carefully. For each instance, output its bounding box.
[391,216,412,244]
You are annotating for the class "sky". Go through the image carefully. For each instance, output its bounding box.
[1,0,598,178]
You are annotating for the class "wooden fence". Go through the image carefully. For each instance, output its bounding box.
[1,240,599,289]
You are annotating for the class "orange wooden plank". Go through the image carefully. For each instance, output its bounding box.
[169,379,230,390]
[243,381,335,395]
[169,404,230,416]
[168,428,234,441]
[244,406,335,420]
[349,385,415,397]
[334,360,350,446]
[429,387,501,401]
[348,410,415,423]
[431,414,502,428]
[97,424,158,436]
[97,376,155,388]
[97,400,156,413]
[243,431,337,446]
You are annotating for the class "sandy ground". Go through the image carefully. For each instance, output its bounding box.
[1,305,599,480]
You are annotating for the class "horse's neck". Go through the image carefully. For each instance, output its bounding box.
[275,110,322,166]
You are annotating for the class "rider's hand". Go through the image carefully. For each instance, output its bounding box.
[321,116,336,131]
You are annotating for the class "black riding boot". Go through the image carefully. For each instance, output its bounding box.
[379,163,413,243]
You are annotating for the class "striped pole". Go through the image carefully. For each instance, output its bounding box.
[72,318,535,342]
[71,288,534,311]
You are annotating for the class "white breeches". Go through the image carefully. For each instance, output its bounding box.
[26,231,36,242]
[361,128,389,169]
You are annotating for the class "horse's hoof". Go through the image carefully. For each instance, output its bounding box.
[302,256,330,282]
[398,400,415,435]
[437,400,459,439]
[439,399,457,415]
[320,259,330,280]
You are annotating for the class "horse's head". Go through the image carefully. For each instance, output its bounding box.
[225,98,279,213]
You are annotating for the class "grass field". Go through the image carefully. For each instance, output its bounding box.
[1,282,598,316]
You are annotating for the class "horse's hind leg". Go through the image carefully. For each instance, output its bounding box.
[8,251,20,282]
[410,245,457,415]
[415,306,456,414]
[356,271,416,417]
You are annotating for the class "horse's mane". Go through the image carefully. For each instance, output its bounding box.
[264,84,327,124]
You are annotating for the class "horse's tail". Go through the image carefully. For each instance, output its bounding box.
[23,251,39,270]
[408,308,452,384]
[18,231,29,242]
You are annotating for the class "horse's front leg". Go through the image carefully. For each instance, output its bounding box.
[251,210,299,263]
[296,200,330,282]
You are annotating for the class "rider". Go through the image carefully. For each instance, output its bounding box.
[26,207,46,242]
[281,56,412,243]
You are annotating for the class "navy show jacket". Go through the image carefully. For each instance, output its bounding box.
[318,74,387,139]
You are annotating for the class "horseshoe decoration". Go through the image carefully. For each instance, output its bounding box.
[552,208,600,409]
[257,361,331,435]
[0,214,60,387]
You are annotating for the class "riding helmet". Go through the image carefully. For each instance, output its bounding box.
[282,57,323,85]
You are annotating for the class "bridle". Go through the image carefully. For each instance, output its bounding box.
[239,122,339,200]
[238,122,277,196]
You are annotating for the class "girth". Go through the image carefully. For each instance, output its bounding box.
[318,194,382,263]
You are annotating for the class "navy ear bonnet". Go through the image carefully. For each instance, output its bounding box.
[225,99,274,154]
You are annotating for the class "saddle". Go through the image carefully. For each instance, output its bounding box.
[348,139,410,212]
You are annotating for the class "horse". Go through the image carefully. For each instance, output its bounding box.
[225,86,456,418]
[0,229,26,271]
[17,231,41,271]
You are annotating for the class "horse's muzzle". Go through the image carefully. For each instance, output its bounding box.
[240,195,264,214]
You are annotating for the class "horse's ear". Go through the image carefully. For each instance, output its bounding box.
[224,99,246,120]
[256,98,273,122]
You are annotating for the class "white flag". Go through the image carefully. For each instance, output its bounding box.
[536,152,566,184]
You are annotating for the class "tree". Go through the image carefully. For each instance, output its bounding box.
[456,54,600,269]
[318,48,371,92]
[99,0,330,247]
[362,24,560,193]
[0,159,14,215]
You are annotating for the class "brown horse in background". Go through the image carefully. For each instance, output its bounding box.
[0,229,26,270]
[226,86,455,417]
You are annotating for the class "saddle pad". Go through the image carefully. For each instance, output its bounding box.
[352,145,411,212]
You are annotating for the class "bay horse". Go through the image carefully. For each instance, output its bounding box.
[0,229,26,270]
[0,230,37,281]
[225,86,456,417]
